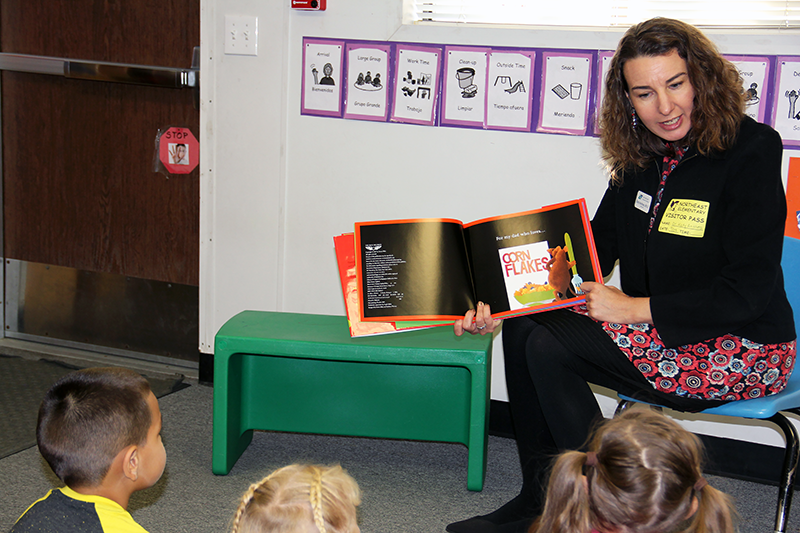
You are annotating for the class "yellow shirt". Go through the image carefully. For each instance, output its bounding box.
[11,486,149,533]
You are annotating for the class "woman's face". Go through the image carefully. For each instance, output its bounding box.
[623,49,695,142]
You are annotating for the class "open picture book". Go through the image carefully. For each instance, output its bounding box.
[334,198,602,336]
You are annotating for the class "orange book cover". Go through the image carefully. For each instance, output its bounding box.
[786,157,800,240]
[333,233,450,337]
[352,198,602,322]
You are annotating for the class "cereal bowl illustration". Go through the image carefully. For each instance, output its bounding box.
[514,281,556,306]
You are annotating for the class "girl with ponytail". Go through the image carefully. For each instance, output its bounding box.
[531,410,735,533]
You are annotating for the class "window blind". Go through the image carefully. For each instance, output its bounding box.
[407,0,800,28]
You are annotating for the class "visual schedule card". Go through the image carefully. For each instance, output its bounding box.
[302,38,345,117]
[772,57,800,147]
[442,46,489,128]
[486,50,535,132]
[537,51,593,135]
[727,55,771,124]
[390,44,442,126]
[594,51,614,135]
[344,43,391,122]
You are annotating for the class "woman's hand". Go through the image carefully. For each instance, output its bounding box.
[581,282,653,325]
[454,302,503,336]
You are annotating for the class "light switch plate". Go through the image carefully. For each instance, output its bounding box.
[224,15,258,56]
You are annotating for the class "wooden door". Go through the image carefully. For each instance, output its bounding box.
[1,1,200,362]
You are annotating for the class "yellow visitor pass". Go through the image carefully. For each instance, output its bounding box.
[658,199,709,238]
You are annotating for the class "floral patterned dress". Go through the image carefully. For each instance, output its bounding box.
[571,303,795,400]
[571,145,796,401]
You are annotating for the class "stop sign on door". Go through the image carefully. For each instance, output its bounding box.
[159,127,199,174]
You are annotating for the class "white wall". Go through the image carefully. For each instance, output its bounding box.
[200,0,800,447]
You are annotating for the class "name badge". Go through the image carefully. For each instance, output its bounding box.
[634,191,652,213]
[658,199,710,238]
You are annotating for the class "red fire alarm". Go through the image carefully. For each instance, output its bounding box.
[292,0,325,10]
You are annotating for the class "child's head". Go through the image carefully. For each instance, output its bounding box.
[37,367,165,491]
[231,464,361,533]
[533,410,735,533]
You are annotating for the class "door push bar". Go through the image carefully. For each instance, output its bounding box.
[0,47,200,89]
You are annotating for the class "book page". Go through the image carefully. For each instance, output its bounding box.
[334,233,448,336]
[464,200,600,316]
[355,219,475,321]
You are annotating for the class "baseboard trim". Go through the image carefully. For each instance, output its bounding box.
[698,433,784,487]
[199,351,214,384]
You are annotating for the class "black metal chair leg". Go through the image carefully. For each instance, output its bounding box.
[614,400,663,416]
[771,413,800,533]
[614,400,632,416]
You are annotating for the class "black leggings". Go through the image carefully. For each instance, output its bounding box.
[501,314,726,515]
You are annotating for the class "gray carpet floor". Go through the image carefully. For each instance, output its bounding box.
[0,355,187,459]
[1,382,798,532]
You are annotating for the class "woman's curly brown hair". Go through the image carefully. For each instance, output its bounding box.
[599,18,745,184]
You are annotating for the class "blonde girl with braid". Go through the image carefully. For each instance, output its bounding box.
[530,410,736,533]
[231,464,361,533]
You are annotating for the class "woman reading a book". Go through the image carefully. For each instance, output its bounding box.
[448,17,796,533]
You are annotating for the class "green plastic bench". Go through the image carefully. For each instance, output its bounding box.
[212,310,494,490]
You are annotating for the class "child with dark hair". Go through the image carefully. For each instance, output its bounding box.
[11,367,166,533]
[530,410,736,533]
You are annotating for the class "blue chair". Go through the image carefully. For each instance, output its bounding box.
[616,236,800,533]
